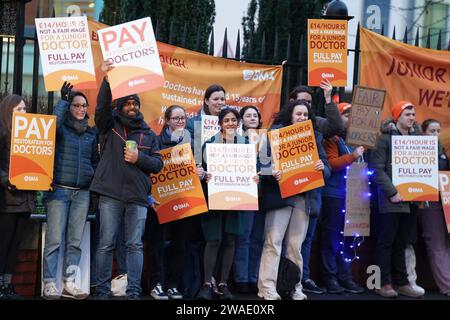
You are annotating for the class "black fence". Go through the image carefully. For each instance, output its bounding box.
[1,2,449,117]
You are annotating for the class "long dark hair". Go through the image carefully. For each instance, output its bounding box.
[70,91,89,105]
[0,94,25,137]
[274,99,315,127]
[203,84,226,114]
[218,107,240,126]
[239,105,262,130]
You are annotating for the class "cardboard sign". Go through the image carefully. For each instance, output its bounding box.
[308,19,348,86]
[9,113,56,190]
[346,86,386,149]
[97,17,164,99]
[35,16,97,91]
[392,136,439,201]
[206,143,258,210]
[344,162,371,236]
[268,120,324,198]
[201,115,221,145]
[438,171,450,233]
[150,144,208,223]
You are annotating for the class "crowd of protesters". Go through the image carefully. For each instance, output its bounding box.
[0,61,449,301]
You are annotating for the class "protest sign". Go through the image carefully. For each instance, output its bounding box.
[35,16,96,91]
[438,171,450,233]
[201,115,221,145]
[346,86,386,149]
[97,17,164,99]
[308,19,348,86]
[392,135,439,201]
[269,120,324,198]
[9,113,56,190]
[206,143,258,210]
[151,144,208,223]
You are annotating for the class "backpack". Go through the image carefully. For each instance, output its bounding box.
[276,257,300,299]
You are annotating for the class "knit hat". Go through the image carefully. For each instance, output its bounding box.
[392,101,413,122]
[338,102,351,114]
[115,94,141,111]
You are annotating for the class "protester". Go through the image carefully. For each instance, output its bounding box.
[0,95,34,300]
[42,83,98,300]
[289,80,339,294]
[90,61,163,300]
[417,119,450,296]
[196,108,259,300]
[258,99,330,300]
[146,105,191,300]
[232,106,265,294]
[320,102,365,294]
[370,101,425,298]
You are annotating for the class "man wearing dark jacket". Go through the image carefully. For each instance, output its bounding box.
[369,101,424,299]
[91,65,163,300]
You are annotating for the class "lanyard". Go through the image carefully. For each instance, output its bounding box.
[112,127,151,150]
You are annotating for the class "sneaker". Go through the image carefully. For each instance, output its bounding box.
[3,284,24,300]
[257,291,281,300]
[397,284,425,298]
[167,287,183,299]
[150,283,169,300]
[43,282,61,300]
[217,283,233,300]
[196,283,213,300]
[340,279,364,294]
[302,279,326,294]
[375,284,398,298]
[291,289,307,300]
[234,282,249,293]
[324,278,345,294]
[62,281,88,300]
[409,282,425,296]
[0,286,6,300]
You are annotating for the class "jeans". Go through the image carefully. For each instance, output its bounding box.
[320,197,352,282]
[301,214,319,281]
[96,196,147,296]
[43,187,89,282]
[233,210,265,284]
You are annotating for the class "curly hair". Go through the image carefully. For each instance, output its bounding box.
[273,99,316,127]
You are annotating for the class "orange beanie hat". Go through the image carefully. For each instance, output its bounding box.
[392,101,414,122]
[338,102,351,114]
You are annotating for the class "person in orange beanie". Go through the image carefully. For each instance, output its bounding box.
[369,101,425,299]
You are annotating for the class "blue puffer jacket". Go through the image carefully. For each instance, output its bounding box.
[260,124,331,216]
[52,99,98,189]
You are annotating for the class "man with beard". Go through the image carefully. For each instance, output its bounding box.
[90,61,163,300]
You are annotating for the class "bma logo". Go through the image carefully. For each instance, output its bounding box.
[243,70,275,81]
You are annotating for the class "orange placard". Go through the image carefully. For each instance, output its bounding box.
[9,113,56,190]
[35,16,97,91]
[360,27,450,154]
[308,19,348,86]
[150,143,208,223]
[439,171,450,233]
[86,20,283,133]
[97,17,164,100]
[269,120,324,198]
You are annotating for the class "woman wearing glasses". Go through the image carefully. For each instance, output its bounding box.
[146,105,193,300]
[42,82,98,300]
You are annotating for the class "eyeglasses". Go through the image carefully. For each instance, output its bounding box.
[70,103,88,110]
[170,116,186,123]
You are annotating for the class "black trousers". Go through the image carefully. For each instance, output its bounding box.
[375,211,417,286]
[145,209,190,290]
[0,213,29,274]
